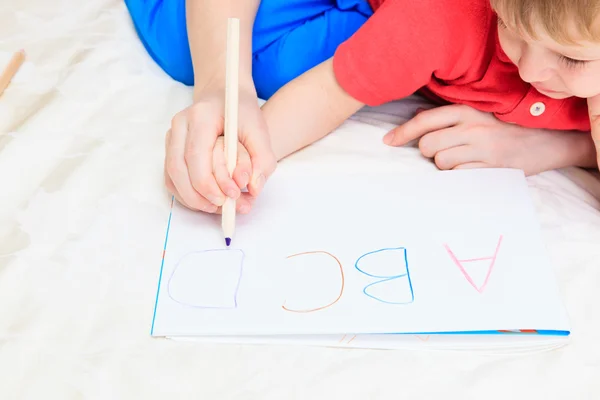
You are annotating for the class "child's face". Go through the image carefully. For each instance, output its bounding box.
[497,14,600,100]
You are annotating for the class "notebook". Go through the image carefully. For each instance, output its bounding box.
[150,168,570,351]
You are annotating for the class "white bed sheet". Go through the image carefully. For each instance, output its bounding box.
[1,0,600,398]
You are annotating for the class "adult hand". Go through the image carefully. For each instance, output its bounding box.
[164,87,277,213]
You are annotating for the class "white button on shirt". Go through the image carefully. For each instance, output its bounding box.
[530,102,546,116]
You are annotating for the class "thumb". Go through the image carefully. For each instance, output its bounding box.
[383,105,459,147]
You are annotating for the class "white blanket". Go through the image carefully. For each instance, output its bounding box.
[1,0,600,398]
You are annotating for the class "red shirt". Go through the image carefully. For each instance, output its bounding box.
[333,0,591,132]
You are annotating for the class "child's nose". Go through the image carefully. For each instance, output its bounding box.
[517,49,554,83]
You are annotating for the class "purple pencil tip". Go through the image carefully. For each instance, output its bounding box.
[225,237,231,247]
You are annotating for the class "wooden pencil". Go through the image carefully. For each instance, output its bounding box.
[222,18,240,247]
[0,49,25,97]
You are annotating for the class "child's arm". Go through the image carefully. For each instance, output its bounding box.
[261,58,365,161]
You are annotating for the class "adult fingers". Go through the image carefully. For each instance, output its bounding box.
[383,105,466,147]
[212,193,256,215]
[165,172,203,211]
[164,153,204,212]
[184,107,228,207]
[166,115,218,212]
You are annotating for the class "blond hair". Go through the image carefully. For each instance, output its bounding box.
[490,0,600,44]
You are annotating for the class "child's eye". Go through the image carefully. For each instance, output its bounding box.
[559,55,588,69]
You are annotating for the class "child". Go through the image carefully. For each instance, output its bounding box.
[126,0,600,214]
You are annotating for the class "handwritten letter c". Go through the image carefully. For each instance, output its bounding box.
[282,251,345,313]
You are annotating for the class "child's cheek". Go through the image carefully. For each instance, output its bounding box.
[563,67,600,98]
[497,29,521,66]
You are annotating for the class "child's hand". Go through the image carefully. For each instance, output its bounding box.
[164,89,277,213]
[383,104,596,175]
[587,95,600,169]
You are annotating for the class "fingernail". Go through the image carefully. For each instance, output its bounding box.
[383,132,394,145]
[208,195,224,206]
[202,204,218,213]
[255,174,266,191]
[241,172,250,187]
[227,189,238,199]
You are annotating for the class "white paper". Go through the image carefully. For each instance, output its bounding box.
[151,169,570,338]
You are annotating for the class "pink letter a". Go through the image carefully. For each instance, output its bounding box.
[444,236,503,293]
